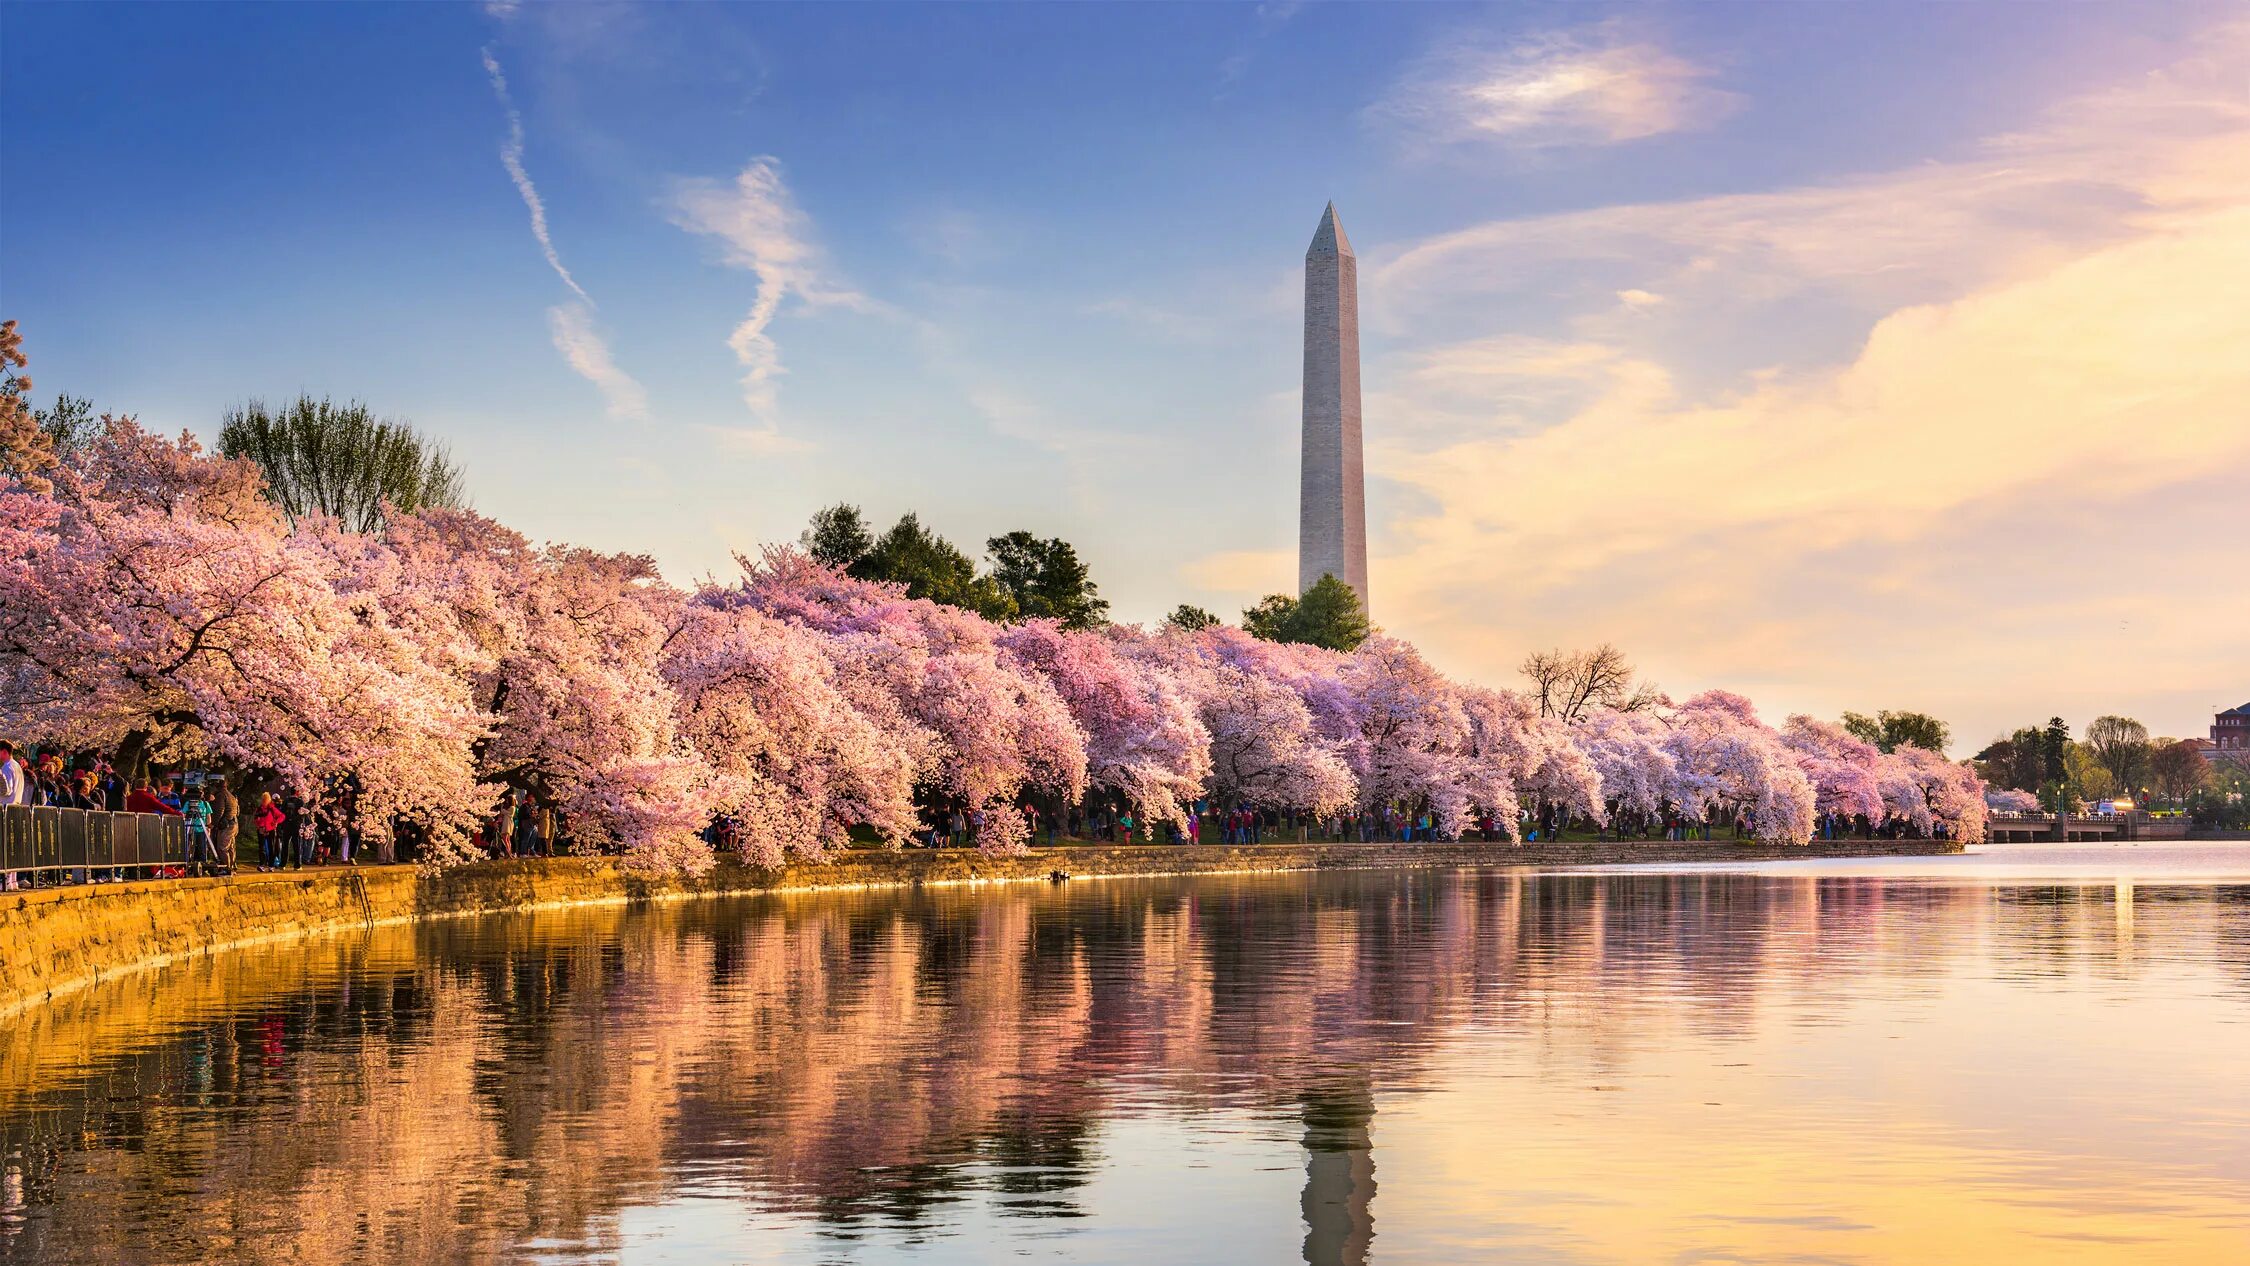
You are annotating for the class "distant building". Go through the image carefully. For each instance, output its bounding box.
[2213,702,2250,752]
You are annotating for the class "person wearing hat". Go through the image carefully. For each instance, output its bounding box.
[65,769,101,810]
[30,752,65,807]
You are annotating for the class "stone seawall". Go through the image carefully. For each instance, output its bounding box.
[0,838,1960,1019]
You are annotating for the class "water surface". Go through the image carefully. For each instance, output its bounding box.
[3,844,2247,1264]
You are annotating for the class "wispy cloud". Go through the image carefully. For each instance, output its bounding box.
[698,423,814,457]
[1217,0,1304,90]
[1358,23,2250,742]
[670,158,876,448]
[481,48,589,305]
[1373,24,1740,150]
[547,302,649,421]
[481,47,650,422]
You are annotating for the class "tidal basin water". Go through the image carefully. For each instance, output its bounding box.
[4,846,2248,1264]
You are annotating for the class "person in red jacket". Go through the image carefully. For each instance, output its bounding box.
[255,793,287,870]
[124,781,184,817]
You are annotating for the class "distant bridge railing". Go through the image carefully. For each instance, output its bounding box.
[0,805,190,887]
[1985,812,2189,841]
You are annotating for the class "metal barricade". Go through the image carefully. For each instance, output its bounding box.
[1,805,29,877]
[60,807,90,869]
[0,806,206,885]
[43,806,75,872]
[30,805,58,876]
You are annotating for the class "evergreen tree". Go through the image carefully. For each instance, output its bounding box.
[1241,593,1299,643]
[857,513,1016,620]
[1164,604,1219,632]
[1974,726,2050,791]
[34,394,99,460]
[2042,717,2070,784]
[1242,574,1370,652]
[801,503,873,569]
[986,530,1108,630]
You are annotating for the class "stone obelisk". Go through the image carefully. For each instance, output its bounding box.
[1300,202,1368,614]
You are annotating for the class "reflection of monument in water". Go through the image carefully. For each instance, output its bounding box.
[1300,1078,1376,1266]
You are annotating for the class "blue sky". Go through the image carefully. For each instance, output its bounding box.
[6,1,2246,750]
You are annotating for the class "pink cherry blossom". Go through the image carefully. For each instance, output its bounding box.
[1781,715,1889,824]
[0,426,1994,866]
[1664,691,1818,844]
[1985,787,2042,814]
[997,620,1210,826]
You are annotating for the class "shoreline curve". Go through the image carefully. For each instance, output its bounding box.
[0,838,1961,1020]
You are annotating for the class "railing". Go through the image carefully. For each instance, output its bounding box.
[0,805,192,887]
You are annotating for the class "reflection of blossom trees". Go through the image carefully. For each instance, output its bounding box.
[4,872,2238,1262]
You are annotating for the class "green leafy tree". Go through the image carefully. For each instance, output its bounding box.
[1974,725,2051,792]
[2064,742,2117,801]
[1241,593,1299,643]
[2083,715,2152,796]
[34,394,100,461]
[2187,763,2250,829]
[801,502,873,569]
[1841,709,1951,756]
[2150,739,2210,804]
[1241,574,1370,652]
[986,530,1109,630]
[1164,604,1219,632]
[856,512,1016,620]
[219,395,467,533]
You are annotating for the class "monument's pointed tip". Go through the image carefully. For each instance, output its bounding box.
[1309,201,1353,257]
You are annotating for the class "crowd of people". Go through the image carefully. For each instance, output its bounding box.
[5,724,1977,893]
[932,796,1903,851]
[0,739,229,886]
[0,738,579,889]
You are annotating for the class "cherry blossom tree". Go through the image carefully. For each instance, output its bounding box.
[1891,744,1989,844]
[1985,787,2042,815]
[729,548,1087,854]
[663,598,920,866]
[0,435,489,857]
[1664,691,1818,844]
[470,546,714,866]
[997,620,1209,827]
[1143,631,1352,817]
[1781,715,1889,827]
[1465,687,1605,833]
[0,319,58,495]
[1570,705,1676,825]
[1340,638,1477,834]
[0,419,1988,871]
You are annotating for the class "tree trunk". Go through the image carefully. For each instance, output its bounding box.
[112,730,151,789]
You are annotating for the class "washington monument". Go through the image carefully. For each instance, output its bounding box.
[1300,202,1369,614]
